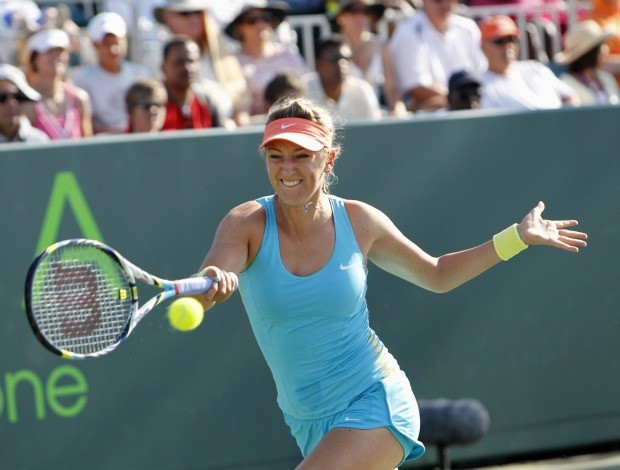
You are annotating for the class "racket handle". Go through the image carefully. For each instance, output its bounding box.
[174,273,239,296]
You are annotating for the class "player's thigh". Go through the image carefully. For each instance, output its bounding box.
[295,426,403,470]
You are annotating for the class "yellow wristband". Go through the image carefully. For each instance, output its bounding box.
[493,224,528,261]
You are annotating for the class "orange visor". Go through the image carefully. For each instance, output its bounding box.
[258,118,331,152]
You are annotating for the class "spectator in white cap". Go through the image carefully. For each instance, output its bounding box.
[72,12,151,134]
[22,28,93,139]
[0,63,49,143]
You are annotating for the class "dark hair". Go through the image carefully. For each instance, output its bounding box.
[567,44,601,73]
[125,77,167,112]
[162,35,197,62]
[264,71,306,107]
[314,35,345,60]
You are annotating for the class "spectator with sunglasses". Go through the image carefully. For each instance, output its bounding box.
[0,63,48,143]
[304,35,382,124]
[224,1,310,118]
[125,77,168,133]
[479,15,578,110]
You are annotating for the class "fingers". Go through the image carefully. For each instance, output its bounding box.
[558,230,588,247]
[532,200,545,216]
[554,219,579,229]
[200,266,237,302]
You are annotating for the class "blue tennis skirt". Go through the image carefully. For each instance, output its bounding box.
[283,370,425,465]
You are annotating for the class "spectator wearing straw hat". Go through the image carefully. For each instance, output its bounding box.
[586,0,620,85]
[72,12,151,134]
[479,15,578,110]
[0,63,48,143]
[224,1,310,118]
[555,20,619,106]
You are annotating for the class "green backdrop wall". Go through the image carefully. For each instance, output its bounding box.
[1,107,618,469]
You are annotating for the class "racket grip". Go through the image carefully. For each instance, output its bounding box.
[175,273,239,296]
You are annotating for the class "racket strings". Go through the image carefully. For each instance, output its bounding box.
[31,247,133,355]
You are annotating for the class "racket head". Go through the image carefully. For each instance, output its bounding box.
[25,239,138,359]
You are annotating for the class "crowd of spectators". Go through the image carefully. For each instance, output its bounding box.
[0,0,618,144]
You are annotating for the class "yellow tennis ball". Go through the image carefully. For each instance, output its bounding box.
[168,297,204,332]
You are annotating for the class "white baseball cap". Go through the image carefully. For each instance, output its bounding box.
[0,64,41,101]
[27,29,70,53]
[87,12,127,43]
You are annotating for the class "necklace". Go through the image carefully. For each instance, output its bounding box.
[275,194,323,213]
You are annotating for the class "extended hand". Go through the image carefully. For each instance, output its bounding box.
[517,201,588,252]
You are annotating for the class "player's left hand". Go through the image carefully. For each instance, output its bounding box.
[517,201,588,252]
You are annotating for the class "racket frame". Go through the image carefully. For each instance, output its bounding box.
[24,239,216,359]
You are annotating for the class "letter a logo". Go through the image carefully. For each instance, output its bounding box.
[34,171,104,255]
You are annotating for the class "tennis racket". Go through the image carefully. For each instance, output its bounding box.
[24,238,237,360]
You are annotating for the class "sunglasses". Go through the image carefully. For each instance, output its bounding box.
[322,53,351,64]
[176,10,202,17]
[135,100,166,110]
[0,92,23,104]
[491,36,519,46]
[243,12,275,25]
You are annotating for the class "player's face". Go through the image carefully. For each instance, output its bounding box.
[264,139,333,206]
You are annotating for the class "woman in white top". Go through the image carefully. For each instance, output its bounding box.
[555,20,620,106]
[225,1,310,117]
[330,0,408,116]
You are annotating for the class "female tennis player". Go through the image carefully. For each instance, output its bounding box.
[195,96,587,469]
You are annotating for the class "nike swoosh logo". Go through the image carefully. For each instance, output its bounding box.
[340,263,358,270]
[344,417,361,422]
[281,123,295,129]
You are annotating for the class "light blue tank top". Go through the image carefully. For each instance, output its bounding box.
[239,195,399,419]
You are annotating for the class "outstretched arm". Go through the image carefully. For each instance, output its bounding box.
[363,201,587,293]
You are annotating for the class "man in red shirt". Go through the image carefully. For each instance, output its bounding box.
[161,36,230,130]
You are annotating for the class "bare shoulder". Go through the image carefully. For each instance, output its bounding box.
[342,198,387,223]
[223,200,265,227]
[342,199,390,255]
[217,200,266,243]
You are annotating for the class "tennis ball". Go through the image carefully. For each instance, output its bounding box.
[168,297,204,332]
